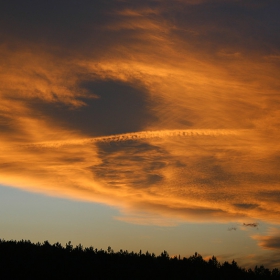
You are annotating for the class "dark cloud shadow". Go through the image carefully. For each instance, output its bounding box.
[259,191,280,203]
[1,0,279,58]
[168,0,280,55]
[233,204,259,210]
[90,140,167,189]
[0,1,117,49]
[29,79,157,136]
[0,0,161,57]
[0,115,17,134]
[255,234,280,250]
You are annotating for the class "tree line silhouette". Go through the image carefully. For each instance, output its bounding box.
[0,239,279,279]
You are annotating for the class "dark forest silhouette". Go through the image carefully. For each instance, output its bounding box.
[0,239,279,279]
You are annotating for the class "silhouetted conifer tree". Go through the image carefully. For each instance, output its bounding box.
[0,239,280,279]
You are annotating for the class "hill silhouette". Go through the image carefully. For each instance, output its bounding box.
[0,239,279,279]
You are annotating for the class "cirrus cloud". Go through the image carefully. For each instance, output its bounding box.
[0,0,279,226]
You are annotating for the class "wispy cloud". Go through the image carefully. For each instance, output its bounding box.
[0,0,280,226]
[243,223,259,228]
[253,228,280,250]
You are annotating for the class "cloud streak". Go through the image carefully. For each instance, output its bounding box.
[24,129,243,148]
[253,229,280,251]
[243,223,259,228]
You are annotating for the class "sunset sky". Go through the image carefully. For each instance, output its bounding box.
[1,0,280,269]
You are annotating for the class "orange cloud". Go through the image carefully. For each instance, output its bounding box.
[252,229,280,251]
[0,0,280,226]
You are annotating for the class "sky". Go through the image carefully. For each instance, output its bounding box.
[0,0,280,269]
